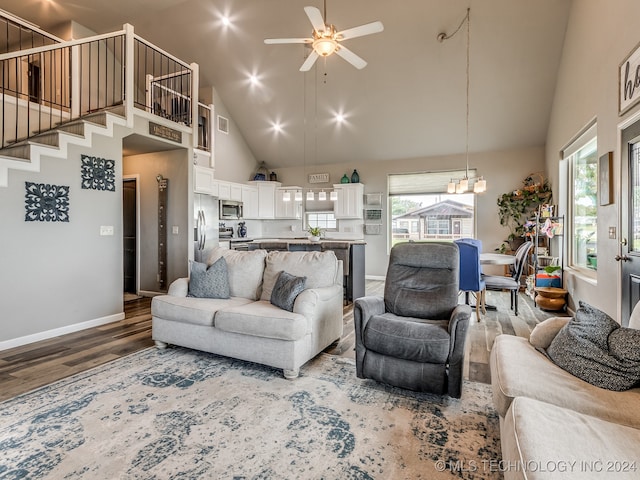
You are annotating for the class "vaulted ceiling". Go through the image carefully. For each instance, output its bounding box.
[3,0,572,168]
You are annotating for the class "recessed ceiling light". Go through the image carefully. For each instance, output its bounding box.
[249,74,259,85]
[272,122,283,133]
[335,113,345,123]
[221,16,231,27]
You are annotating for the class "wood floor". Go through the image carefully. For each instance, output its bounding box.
[0,282,563,402]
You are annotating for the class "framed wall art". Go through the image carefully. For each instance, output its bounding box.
[619,41,640,115]
[25,182,70,222]
[599,151,613,206]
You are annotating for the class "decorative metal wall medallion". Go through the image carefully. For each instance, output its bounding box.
[81,154,116,191]
[25,182,70,222]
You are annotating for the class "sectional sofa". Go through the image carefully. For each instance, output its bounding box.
[490,311,640,479]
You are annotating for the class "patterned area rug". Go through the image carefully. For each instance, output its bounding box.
[0,348,502,479]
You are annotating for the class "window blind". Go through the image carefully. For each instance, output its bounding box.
[388,170,477,195]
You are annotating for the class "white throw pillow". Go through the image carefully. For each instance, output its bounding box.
[529,316,571,349]
[260,251,338,302]
[207,247,267,300]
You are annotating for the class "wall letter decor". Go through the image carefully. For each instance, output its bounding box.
[25,182,70,222]
[81,154,116,191]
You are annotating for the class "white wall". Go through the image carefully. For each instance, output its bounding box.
[0,130,126,346]
[545,0,640,318]
[274,146,545,277]
[199,86,258,184]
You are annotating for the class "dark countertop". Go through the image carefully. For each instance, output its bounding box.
[251,238,366,245]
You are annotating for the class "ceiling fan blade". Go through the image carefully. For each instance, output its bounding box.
[304,6,326,33]
[299,51,319,71]
[337,21,384,40]
[335,45,367,69]
[264,38,312,44]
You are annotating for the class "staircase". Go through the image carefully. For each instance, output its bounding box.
[0,16,209,188]
[0,107,127,187]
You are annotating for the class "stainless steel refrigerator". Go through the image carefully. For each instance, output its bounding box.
[194,193,219,263]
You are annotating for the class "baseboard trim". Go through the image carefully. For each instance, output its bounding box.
[365,275,386,281]
[0,312,125,352]
[139,290,164,297]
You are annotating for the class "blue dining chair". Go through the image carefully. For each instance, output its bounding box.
[454,238,486,320]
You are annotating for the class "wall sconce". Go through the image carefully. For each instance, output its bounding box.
[294,190,303,202]
[306,191,315,201]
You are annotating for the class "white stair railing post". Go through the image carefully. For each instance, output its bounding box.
[124,23,135,128]
[145,74,154,114]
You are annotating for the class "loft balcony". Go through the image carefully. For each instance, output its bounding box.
[0,16,213,157]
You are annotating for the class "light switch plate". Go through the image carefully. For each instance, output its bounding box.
[100,226,114,236]
[172,226,179,235]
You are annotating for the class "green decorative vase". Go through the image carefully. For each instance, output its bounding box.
[341,174,350,184]
[351,169,360,183]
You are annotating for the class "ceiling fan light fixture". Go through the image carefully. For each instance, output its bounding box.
[313,37,338,56]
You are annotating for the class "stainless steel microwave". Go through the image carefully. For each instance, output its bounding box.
[219,200,243,220]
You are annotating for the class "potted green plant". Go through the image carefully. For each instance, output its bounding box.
[496,174,552,253]
[307,225,323,242]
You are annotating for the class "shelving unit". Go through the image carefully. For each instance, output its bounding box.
[530,215,565,310]
[364,192,383,235]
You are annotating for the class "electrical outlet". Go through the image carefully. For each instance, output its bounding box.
[172,226,179,235]
[609,226,616,239]
[100,225,114,236]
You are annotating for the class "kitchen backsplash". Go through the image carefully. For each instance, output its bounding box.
[222,218,364,240]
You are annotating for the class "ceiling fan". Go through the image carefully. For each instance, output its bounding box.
[264,2,384,71]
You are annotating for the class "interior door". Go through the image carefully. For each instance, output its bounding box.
[123,178,137,295]
[620,119,640,325]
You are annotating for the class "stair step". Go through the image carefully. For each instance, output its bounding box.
[0,144,31,161]
[57,122,85,137]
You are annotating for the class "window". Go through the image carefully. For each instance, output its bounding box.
[565,130,597,274]
[388,171,477,247]
[427,219,450,235]
[306,212,336,231]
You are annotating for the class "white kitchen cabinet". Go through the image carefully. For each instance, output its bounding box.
[249,181,280,219]
[275,188,303,219]
[217,181,232,200]
[333,183,364,219]
[242,185,259,219]
[230,183,243,202]
[194,165,217,195]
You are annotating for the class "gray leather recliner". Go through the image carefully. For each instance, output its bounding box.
[354,242,472,398]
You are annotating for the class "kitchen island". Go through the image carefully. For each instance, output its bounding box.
[249,239,366,303]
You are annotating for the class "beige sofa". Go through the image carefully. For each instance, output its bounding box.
[151,248,344,379]
[490,314,640,480]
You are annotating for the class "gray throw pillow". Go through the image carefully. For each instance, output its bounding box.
[270,270,306,312]
[547,301,640,391]
[188,257,230,299]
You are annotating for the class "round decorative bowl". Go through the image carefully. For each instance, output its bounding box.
[535,296,565,311]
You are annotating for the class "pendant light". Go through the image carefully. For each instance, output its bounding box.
[439,8,486,194]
